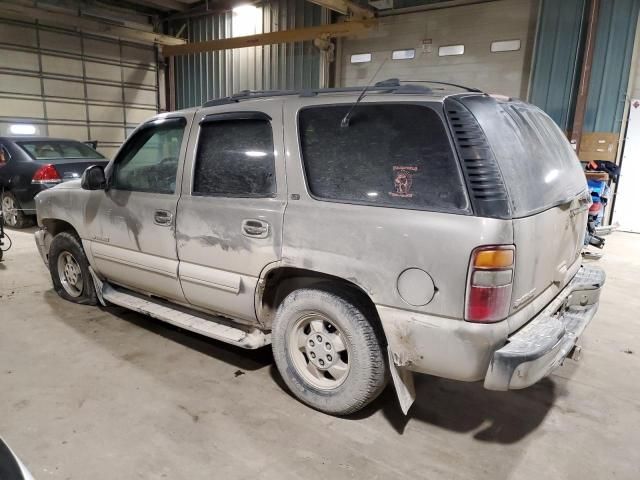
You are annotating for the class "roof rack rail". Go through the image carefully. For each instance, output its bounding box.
[200,79,480,108]
[402,80,483,93]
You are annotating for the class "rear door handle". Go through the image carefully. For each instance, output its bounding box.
[154,209,173,226]
[242,219,269,238]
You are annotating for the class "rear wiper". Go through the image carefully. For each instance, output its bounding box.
[340,60,386,128]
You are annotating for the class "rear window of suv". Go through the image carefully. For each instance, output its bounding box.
[461,97,587,217]
[298,103,470,214]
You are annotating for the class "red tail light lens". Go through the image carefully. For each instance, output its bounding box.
[465,246,515,323]
[32,164,61,184]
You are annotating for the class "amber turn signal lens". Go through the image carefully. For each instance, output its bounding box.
[474,249,514,269]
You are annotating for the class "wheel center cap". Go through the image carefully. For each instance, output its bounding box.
[304,333,336,370]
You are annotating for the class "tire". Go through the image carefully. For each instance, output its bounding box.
[48,232,97,305]
[272,288,387,415]
[1,192,34,229]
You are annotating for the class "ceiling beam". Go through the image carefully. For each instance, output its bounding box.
[306,0,375,19]
[124,0,190,11]
[162,19,376,56]
[0,2,186,45]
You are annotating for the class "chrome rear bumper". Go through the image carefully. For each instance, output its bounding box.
[484,265,605,390]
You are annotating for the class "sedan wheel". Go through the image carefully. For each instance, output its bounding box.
[1,194,18,227]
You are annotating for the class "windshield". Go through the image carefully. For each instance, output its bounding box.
[17,140,105,160]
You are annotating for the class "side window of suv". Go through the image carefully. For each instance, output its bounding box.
[193,116,276,197]
[298,104,470,214]
[112,117,186,194]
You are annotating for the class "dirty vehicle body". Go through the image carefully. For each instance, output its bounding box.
[0,136,108,228]
[34,82,605,415]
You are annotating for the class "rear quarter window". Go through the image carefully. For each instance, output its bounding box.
[298,103,470,214]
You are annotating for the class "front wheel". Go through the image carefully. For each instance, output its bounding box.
[271,288,387,415]
[48,232,97,305]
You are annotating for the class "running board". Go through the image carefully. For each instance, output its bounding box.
[101,282,270,349]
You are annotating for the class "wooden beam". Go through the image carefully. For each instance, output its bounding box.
[0,2,186,45]
[570,0,600,153]
[306,0,374,19]
[162,19,375,56]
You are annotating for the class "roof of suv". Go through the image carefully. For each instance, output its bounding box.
[159,80,486,118]
[197,79,482,109]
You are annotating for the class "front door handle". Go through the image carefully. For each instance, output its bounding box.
[154,209,173,226]
[242,219,270,238]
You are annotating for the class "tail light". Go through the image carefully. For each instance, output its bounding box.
[465,245,515,323]
[32,164,61,184]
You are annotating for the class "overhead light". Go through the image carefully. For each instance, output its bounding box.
[232,4,261,37]
[245,150,267,157]
[10,124,36,135]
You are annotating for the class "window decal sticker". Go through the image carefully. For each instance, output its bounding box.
[390,166,417,198]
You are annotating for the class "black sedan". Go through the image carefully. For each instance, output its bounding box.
[0,136,108,228]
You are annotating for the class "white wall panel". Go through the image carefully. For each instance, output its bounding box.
[122,66,155,86]
[46,101,87,121]
[89,125,125,143]
[83,38,120,60]
[1,98,44,117]
[0,23,37,47]
[0,73,41,95]
[41,55,83,77]
[0,48,39,70]
[44,78,85,98]
[124,87,156,105]
[48,124,88,140]
[86,83,122,102]
[39,31,81,54]
[121,45,155,66]
[339,0,539,99]
[89,104,125,123]
[125,108,155,125]
[85,61,122,82]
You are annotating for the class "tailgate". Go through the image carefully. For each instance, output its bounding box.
[454,96,591,325]
[511,192,589,317]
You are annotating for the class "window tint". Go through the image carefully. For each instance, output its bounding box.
[193,118,275,197]
[298,104,469,213]
[112,118,186,194]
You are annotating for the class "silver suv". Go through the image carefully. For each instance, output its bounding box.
[34,81,605,415]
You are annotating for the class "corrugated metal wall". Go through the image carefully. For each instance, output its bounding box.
[583,0,640,133]
[169,0,326,109]
[528,0,587,132]
[529,0,639,134]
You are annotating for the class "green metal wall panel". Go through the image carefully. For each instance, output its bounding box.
[169,0,324,109]
[584,0,640,133]
[529,0,587,131]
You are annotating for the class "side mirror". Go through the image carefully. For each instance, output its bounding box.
[81,165,106,190]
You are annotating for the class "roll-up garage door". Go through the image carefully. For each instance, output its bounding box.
[0,19,159,159]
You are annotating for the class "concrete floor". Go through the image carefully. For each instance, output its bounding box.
[1,227,639,480]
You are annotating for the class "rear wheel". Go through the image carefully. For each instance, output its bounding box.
[272,288,387,415]
[48,232,97,305]
[1,192,34,229]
